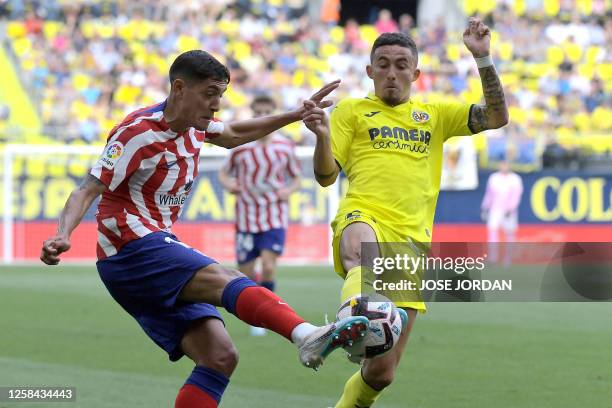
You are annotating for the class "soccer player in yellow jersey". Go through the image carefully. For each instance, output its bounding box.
[302,18,509,407]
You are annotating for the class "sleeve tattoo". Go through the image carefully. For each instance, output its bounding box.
[468,65,508,133]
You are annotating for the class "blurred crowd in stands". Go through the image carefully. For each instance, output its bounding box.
[0,0,610,170]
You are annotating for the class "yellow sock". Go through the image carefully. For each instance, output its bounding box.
[334,370,382,408]
[340,266,376,303]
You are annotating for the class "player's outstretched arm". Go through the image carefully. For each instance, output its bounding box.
[208,80,340,149]
[40,174,106,265]
[463,17,509,133]
[303,100,340,187]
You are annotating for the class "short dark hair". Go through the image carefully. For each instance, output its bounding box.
[250,94,277,110]
[169,50,230,85]
[370,32,418,64]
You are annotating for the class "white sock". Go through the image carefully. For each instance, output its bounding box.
[291,322,317,345]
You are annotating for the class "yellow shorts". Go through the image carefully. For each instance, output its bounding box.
[331,210,427,311]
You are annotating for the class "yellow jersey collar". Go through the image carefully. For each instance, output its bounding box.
[366,92,412,111]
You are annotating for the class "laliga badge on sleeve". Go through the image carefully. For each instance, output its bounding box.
[100,141,124,170]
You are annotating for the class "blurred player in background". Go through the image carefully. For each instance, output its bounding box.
[40,50,368,408]
[481,160,524,265]
[302,18,509,408]
[219,94,302,336]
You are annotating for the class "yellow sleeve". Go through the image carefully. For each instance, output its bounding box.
[330,99,355,169]
[435,102,475,141]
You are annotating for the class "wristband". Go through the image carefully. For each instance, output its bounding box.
[474,54,493,69]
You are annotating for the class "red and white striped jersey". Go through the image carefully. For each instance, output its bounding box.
[90,101,223,260]
[224,134,300,233]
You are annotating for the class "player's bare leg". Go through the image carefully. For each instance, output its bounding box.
[259,249,278,290]
[179,263,369,370]
[175,317,237,407]
[181,318,239,376]
[338,222,379,302]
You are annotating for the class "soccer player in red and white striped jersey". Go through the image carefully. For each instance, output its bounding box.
[40,50,370,408]
[219,95,301,336]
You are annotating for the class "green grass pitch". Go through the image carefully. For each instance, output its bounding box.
[1,265,611,407]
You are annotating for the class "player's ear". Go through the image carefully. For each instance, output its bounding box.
[172,78,186,99]
[411,68,421,82]
[366,65,374,79]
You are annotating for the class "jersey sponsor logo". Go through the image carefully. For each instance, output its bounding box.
[368,126,431,153]
[165,160,178,169]
[364,111,381,117]
[100,141,124,169]
[412,110,430,123]
[158,193,188,206]
[157,180,193,206]
[368,126,431,144]
[372,140,429,153]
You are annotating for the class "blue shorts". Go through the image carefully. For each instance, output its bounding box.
[236,228,286,265]
[96,232,221,361]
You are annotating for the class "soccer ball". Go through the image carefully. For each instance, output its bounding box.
[336,294,407,363]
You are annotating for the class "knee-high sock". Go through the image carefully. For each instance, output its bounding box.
[341,266,375,303]
[175,366,229,408]
[221,277,305,341]
[334,370,382,408]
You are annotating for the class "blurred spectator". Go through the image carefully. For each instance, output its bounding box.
[0,0,9,19]
[374,9,398,34]
[398,13,414,35]
[23,10,43,35]
[320,0,339,25]
[0,0,609,158]
[344,18,366,50]
[584,77,606,112]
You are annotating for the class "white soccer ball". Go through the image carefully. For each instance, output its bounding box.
[336,294,406,362]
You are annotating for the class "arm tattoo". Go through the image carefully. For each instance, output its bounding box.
[468,65,508,133]
[78,174,105,191]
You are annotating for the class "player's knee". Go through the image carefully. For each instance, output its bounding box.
[341,247,362,272]
[199,345,239,376]
[340,237,362,271]
[362,364,396,390]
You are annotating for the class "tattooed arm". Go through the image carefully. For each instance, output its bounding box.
[40,174,106,265]
[463,17,509,132]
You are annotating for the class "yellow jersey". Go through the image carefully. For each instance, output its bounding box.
[330,93,474,244]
